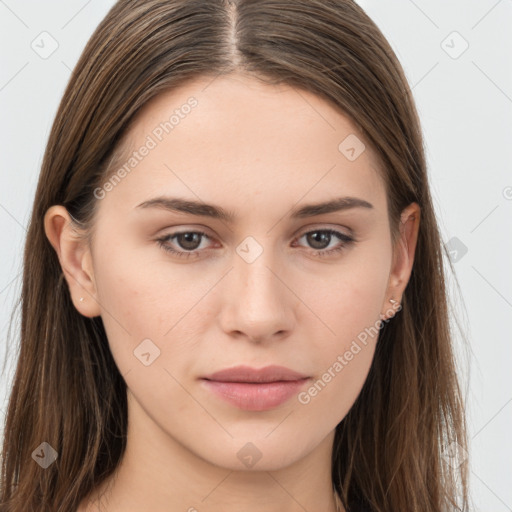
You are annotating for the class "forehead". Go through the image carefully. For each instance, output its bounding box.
[100,73,386,218]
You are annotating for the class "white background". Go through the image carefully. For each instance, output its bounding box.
[1,1,511,510]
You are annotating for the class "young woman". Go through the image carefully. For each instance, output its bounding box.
[0,1,470,511]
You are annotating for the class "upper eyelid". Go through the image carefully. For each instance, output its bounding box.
[159,223,353,236]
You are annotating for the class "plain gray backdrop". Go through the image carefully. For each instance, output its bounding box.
[1,1,511,510]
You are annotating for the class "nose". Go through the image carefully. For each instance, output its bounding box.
[217,249,296,344]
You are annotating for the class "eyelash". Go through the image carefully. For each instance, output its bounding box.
[155,228,355,260]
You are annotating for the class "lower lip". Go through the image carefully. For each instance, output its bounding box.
[200,378,310,411]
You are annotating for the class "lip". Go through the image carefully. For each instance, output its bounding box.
[200,365,311,411]
[202,364,309,383]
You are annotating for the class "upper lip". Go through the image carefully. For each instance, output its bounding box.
[201,365,310,383]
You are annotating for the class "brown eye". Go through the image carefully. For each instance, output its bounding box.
[156,230,211,259]
[173,232,203,251]
[294,229,355,258]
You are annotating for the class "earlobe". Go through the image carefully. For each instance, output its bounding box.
[43,205,101,318]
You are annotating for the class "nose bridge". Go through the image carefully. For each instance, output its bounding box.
[236,242,285,311]
[220,237,294,340]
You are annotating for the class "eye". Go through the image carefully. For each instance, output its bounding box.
[156,230,212,260]
[293,229,355,258]
[156,228,356,260]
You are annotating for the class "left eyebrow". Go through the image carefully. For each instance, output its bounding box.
[291,196,374,218]
[135,195,374,223]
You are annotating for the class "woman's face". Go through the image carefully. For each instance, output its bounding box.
[48,73,418,473]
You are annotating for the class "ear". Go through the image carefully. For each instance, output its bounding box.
[43,205,101,318]
[381,202,421,320]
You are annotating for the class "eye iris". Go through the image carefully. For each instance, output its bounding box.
[307,231,331,250]
[177,232,202,250]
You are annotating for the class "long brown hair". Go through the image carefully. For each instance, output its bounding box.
[0,1,470,510]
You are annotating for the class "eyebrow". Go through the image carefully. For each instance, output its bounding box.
[136,196,374,222]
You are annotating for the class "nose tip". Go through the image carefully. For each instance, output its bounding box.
[218,257,295,344]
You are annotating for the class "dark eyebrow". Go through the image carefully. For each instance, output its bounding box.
[135,196,374,222]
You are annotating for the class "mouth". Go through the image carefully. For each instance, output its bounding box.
[199,365,311,411]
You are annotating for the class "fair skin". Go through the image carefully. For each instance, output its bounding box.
[45,73,420,512]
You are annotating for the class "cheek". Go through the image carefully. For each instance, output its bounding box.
[90,247,164,372]
[298,282,382,419]
[304,246,391,349]
[93,248,196,334]
[91,246,219,375]
[298,343,375,427]
[294,245,390,412]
